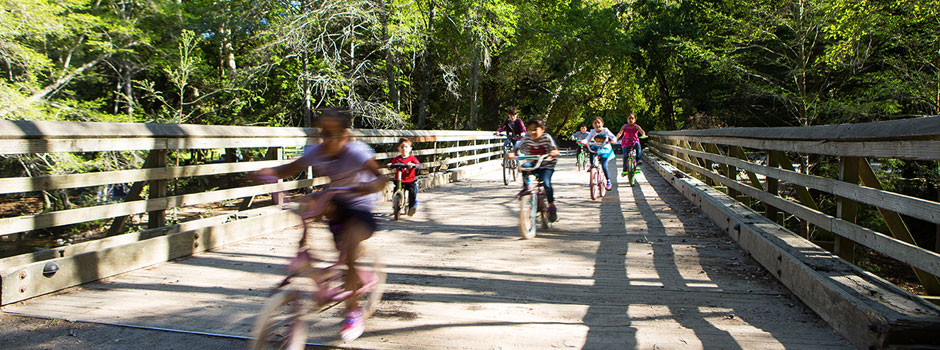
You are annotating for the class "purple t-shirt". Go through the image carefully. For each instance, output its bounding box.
[297,141,378,211]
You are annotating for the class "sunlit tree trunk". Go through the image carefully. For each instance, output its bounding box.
[417,0,435,129]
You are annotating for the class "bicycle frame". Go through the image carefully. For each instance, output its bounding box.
[580,140,612,200]
[388,163,410,220]
[515,154,551,239]
[249,185,385,349]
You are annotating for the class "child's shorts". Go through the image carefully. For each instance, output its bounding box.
[327,198,377,245]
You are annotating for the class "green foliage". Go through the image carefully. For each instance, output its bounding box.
[1,0,937,132]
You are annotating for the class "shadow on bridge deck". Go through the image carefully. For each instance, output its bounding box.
[2,158,852,349]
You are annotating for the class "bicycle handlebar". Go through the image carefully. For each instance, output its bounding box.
[515,154,551,171]
[388,163,412,168]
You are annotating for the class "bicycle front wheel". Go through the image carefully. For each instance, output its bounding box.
[599,170,607,197]
[250,290,309,350]
[502,152,510,186]
[519,193,537,239]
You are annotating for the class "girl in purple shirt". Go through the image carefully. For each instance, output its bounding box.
[254,108,385,341]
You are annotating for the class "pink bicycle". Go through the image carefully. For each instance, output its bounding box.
[249,184,385,350]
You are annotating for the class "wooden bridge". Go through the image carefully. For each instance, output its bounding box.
[1,118,939,349]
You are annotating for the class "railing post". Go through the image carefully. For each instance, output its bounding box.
[858,158,940,295]
[268,146,285,204]
[765,151,779,223]
[835,157,859,263]
[148,149,168,229]
[107,151,162,235]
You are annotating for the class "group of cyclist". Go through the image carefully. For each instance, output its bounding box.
[496,107,647,224]
[251,107,644,342]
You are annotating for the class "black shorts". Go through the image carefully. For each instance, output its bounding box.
[327,199,377,245]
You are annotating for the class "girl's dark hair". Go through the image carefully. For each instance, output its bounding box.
[526,117,545,129]
[507,107,518,115]
[316,107,352,129]
[398,137,412,146]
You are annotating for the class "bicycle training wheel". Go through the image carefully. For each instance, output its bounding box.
[392,192,403,221]
[250,290,309,350]
[519,193,537,239]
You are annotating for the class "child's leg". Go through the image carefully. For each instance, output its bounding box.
[404,181,418,208]
[621,146,630,172]
[600,155,612,180]
[538,168,555,203]
[340,221,369,311]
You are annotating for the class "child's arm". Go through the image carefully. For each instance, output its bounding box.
[615,125,625,139]
[256,152,312,179]
[636,125,647,137]
[409,156,421,168]
[355,158,388,195]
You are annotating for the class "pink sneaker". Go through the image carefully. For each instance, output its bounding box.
[340,308,365,341]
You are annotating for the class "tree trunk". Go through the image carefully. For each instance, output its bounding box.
[655,67,676,129]
[380,0,400,112]
[417,0,435,129]
[469,43,480,130]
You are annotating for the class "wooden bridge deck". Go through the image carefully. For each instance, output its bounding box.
[3,159,851,349]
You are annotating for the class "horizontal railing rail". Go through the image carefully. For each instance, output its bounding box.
[0,120,502,304]
[647,116,940,305]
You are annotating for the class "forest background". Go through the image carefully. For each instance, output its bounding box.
[1,0,939,272]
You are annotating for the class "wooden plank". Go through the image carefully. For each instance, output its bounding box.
[0,119,498,140]
[772,151,833,240]
[0,177,328,237]
[653,141,940,225]
[0,209,297,305]
[650,135,940,161]
[836,157,859,263]
[0,206,278,271]
[0,160,289,194]
[858,159,940,295]
[652,116,940,141]
[651,149,940,278]
[373,142,501,162]
[645,152,940,349]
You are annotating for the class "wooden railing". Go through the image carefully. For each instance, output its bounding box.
[0,120,502,304]
[647,117,940,301]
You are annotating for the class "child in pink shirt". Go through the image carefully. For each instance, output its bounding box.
[615,113,647,176]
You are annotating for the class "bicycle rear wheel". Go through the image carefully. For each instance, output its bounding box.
[539,195,551,230]
[392,192,403,221]
[250,290,309,350]
[589,168,599,201]
[355,249,386,320]
[519,193,537,239]
[502,151,510,186]
[628,157,636,187]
